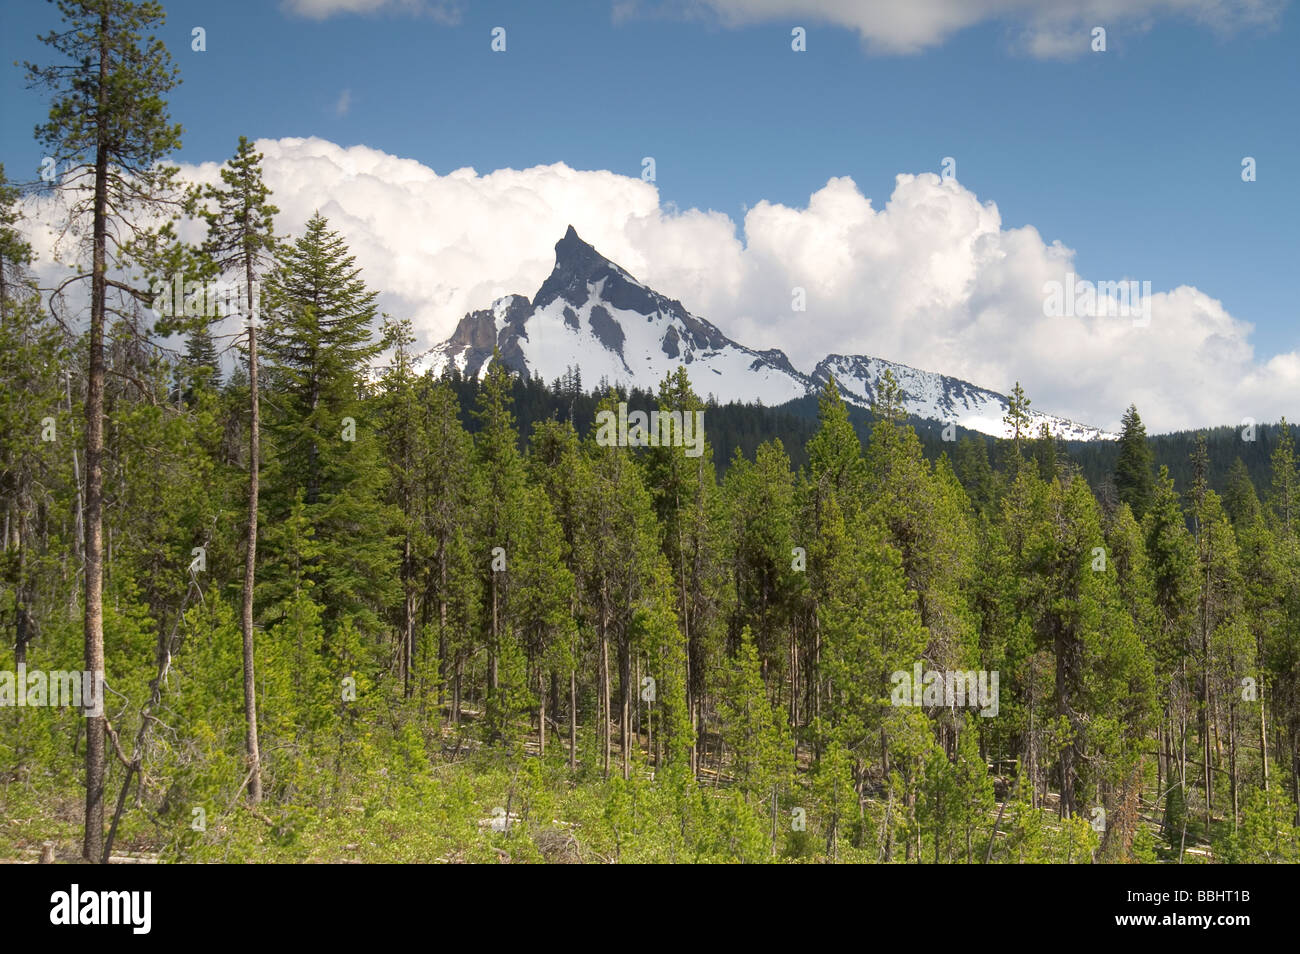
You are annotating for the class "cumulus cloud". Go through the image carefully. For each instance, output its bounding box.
[282,0,461,25]
[20,137,1297,433]
[627,0,1286,56]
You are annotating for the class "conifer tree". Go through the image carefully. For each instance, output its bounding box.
[421,374,477,720]
[1191,489,1243,828]
[0,166,64,690]
[1002,382,1032,474]
[26,0,183,861]
[1114,404,1155,519]
[195,136,280,801]
[577,390,671,778]
[644,367,724,774]
[471,354,528,736]
[1143,467,1198,803]
[722,440,797,718]
[954,436,996,517]
[528,417,586,764]
[1033,422,1059,485]
[716,626,793,851]
[262,212,394,638]
[514,484,575,754]
[377,317,424,698]
[1269,419,1297,537]
[807,375,866,517]
[1223,457,1262,528]
[802,376,866,730]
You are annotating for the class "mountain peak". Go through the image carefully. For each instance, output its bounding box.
[535,226,652,314]
[555,224,589,260]
[551,224,619,279]
[428,233,1113,441]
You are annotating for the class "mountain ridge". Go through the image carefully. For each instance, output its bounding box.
[428,226,1115,441]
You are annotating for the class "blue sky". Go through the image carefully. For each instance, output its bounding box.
[1,0,1296,430]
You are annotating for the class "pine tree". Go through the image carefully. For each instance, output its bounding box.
[819,496,926,804]
[1235,499,1286,794]
[644,367,724,775]
[26,0,183,861]
[716,625,793,851]
[723,440,799,730]
[471,354,528,738]
[1190,490,1242,829]
[1002,382,1032,474]
[1143,467,1199,811]
[807,375,866,516]
[514,484,575,755]
[377,317,423,699]
[1034,422,1059,485]
[195,135,280,802]
[1114,404,1155,519]
[421,374,477,721]
[802,375,866,732]
[0,166,64,689]
[176,326,219,405]
[262,212,394,638]
[0,165,35,314]
[1223,457,1262,528]
[955,436,996,516]
[527,417,585,765]
[577,390,671,779]
[1269,418,1297,537]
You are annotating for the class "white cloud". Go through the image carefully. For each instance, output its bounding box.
[333,89,352,117]
[282,0,461,24]
[640,0,1287,56]
[20,137,1297,433]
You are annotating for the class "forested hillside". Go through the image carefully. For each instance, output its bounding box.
[3,0,1299,866]
[470,374,1295,501]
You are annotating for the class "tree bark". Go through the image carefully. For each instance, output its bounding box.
[1259,684,1269,791]
[81,9,109,863]
[569,667,577,771]
[241,281,263,804]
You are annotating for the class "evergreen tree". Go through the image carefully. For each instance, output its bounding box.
[1001,382,1032,474]
[1269,418,1297,537]
[0,167,65,694]
[1143,466,1199,812]
[421,374,478,722]
[513,484,575,754]
[954,435,996,516]
[195,135,280,802]
[261,212,395,639]
[1114,404,1155,519]
[1034,422,1059,485]
[470,354,528,738]
[644,367,724,775]
[377,317,424,699]
[716,626,794,852]
[26,0,184,861]
[577,390,672,779]
[1223,457,1262,528]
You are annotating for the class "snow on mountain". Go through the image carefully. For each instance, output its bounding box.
[428,226,1115,441]
[812,355,1114,442]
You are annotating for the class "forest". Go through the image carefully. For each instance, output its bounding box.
[2,0,1299,865]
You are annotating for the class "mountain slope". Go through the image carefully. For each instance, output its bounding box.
[428,226,1114,440]
[812,354,1109,443]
